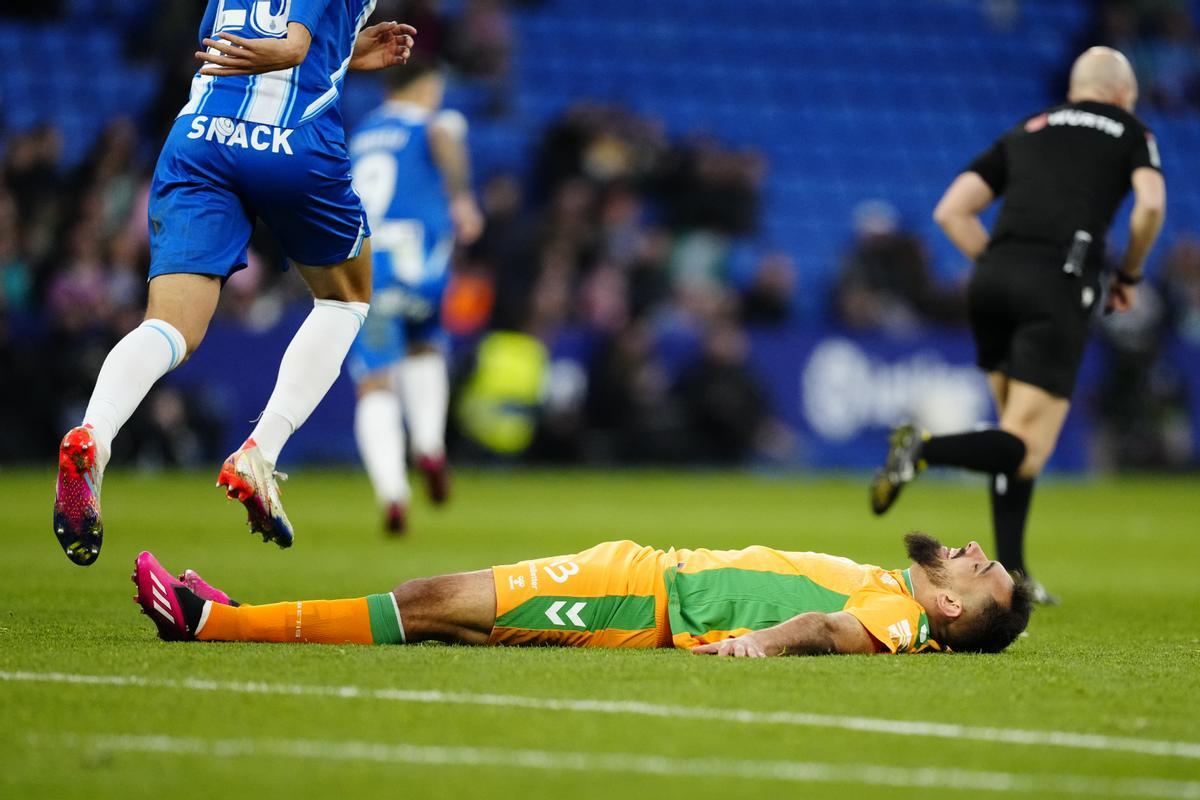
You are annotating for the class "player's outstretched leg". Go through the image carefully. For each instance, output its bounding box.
[869,423,925,515]
[133,552,495,645]
[52,275,214,565]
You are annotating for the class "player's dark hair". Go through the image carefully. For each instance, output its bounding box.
[386,56,441,92]
[946,578,1034,654]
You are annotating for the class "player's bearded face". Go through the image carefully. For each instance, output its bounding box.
[905,532,949,587]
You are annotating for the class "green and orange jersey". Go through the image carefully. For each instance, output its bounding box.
[488,540,941,654]
[665,546,941,653]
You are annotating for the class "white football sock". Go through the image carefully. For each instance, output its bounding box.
[354,388,409,506]
[397,351,448,458]
[250,298,369,466]
[83,319,186,471]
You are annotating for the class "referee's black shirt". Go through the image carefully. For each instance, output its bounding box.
[967,100,1162,275]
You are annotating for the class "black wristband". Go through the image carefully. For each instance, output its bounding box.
[1115,271,1142,286]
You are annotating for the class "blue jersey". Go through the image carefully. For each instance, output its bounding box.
[180,0,376,129]
[349,101,457,290]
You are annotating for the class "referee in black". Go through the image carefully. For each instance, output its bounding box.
[869,47,1166,604]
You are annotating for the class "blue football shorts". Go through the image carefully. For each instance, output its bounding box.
[148,113,369,279]
[348,272,449,382]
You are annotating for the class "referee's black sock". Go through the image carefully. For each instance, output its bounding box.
[991,474,1034,577]
[918,429,1026,475]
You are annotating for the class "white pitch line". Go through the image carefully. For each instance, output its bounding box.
[4,670,1198,761]
[22,733,1200,799]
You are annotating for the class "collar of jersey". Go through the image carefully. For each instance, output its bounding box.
[901,568,915,596]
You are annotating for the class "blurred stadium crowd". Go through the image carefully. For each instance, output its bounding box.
[1,0,1199,469]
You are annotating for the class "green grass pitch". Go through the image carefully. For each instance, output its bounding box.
[1,467,1198,799]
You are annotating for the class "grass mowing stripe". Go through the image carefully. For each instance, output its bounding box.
[23,733,1200,799]
[5,670,1198,761]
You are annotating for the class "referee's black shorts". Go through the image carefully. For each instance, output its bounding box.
[967,249,1099,398]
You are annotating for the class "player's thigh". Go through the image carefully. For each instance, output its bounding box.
[394,570,496,645]
[490,541,664,648]
[294,245,373,304]
[148,116,255,287]
[354,370,393,398]
[145,274,222,355]
[999,379,1071,476]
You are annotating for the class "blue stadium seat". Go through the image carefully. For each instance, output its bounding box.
[500,0,1200,311]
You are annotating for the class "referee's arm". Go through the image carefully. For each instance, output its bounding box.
[933,172,995,261]
[1108,167,1166,312]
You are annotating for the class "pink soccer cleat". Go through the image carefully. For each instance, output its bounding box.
[179,568,235,606]
[132,551,199,641]
[53,425,104,566]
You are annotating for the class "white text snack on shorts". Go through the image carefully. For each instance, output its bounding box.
[187,116,295,155]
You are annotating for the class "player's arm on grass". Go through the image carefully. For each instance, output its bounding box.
[349,22,417,71]
[1108,167,1166,313]
[933,172,995,262]
[429,112,485,245]
[691,611,877,658]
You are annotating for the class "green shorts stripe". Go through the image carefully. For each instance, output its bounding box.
[666,567,849,636]
[495,594,656,632]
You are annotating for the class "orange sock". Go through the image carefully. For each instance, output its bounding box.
[195,594,405,645]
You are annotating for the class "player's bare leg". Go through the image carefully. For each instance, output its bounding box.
[133,550,495,645]
[996,379,1070,480]
[354,366,410,534]
[54,274,220,565]
[218,245,374,548]
[144,274,224,354]
[391,571,495,644]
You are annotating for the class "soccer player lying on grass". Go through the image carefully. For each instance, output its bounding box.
[133,534,1032,656]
